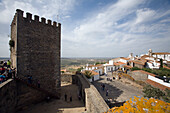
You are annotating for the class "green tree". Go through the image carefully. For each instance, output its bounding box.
[131,67,141,71]
[95,62,100,65]
[77,67,83,72]
[143,85,165,99]
[9,40,15,47]
[160,58,163,69]
[162,88,170,103]
[84,71,93,79]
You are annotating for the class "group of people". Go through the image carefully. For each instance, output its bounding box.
[0,60,16,84]
[21,75,41,88]
[101,84,109,96]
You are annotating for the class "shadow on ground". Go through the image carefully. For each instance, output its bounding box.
[17,83,85,113]
[92,78,124,108]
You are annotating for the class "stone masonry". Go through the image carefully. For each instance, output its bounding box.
[10,9,61,93]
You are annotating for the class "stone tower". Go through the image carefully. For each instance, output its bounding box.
[10,9,61,93]
[148,49,152,56]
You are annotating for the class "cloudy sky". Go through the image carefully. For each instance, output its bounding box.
[0,0,170,58]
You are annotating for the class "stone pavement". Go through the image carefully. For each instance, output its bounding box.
[92,76,144,104]
[17,83,85,113]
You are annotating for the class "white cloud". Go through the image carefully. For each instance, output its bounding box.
[0,0,76,24]
[0,0,77,57]
[135,8,156,24]
[0,33,10,57]
[1,0,170,57]
[62,0,170,57]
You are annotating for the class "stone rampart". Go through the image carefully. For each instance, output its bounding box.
[72,74,109,113]
[128,71,148,82]
[0,79,17,113]
[61,74,72,83]
[0,79,49,113]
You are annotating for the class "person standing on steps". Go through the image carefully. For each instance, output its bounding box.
[103,84,105,91]
[37,80,40,88]
[106,89,109,96]
[70,96,72,102]
[64,93,67,101]
[78,95,81,101]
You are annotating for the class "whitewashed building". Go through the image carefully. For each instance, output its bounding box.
[88,71,100,82]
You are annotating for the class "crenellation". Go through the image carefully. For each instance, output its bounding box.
[15,9,61,28]
[47,19,52,25]
[26,12,32,20]
[34,15,39,21]
[16,9,23,17]
[41,17,46,23]
[57,23,61,29]
[53,21,57,27]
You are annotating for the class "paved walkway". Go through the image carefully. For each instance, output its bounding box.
[18,83,85,113]
[93,76,144,103]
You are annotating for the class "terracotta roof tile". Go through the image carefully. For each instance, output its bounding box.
[132,60,146,65]
[124,65,132,69]
[91,71,99,75]
[141,55,155,59]
[141,55,150,58]
[114,62,126,66]
[120,57,130,60]
[163,65,170,69]
[95,64,103,67]
[146,79,170,90]
[152,52,170,55]
[81,70,99,76]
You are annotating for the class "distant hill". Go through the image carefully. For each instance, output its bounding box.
[0,57,10,61]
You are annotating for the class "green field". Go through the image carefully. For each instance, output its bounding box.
[61,57,112,68]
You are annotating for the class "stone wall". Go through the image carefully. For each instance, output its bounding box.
[128,71,148,81]
[10,13,17,68]
[61,74,72,83]
[10,9,61,93]
[0,79,17,113]
[16,79,47,111]
[134,63,144,69]
[120,76,143,88]
[72,74,109,113]
[0,79,48,113]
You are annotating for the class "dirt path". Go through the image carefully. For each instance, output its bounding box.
[18,83,85,113]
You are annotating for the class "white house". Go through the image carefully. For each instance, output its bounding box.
[103,64,115,74]
[88,71,100,82]
[152,53,170,61]
[85,64,103,71]
[103,57,130,74]
[146,60,160,69]
[119,57,130,64]
[94,68,103,75]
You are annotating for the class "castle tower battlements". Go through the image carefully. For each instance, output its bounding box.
[10,9,61,93]
[12,9,61,28]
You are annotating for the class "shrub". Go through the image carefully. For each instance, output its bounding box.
[142,68,152,73]
[84,70,93,79]
[9,40,15,47]
[131,67,141,71]
[107,96,170,113]
[143,85,165,99]
[77,67,83,72]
